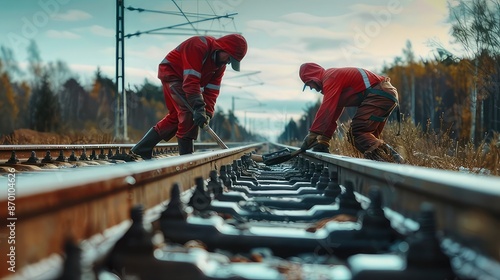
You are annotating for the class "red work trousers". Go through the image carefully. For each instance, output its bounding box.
[350,78,399,153]
[154,81,199,140]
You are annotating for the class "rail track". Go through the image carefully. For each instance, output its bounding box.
[0,142,499,279]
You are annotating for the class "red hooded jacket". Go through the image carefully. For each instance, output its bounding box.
[158,34,247,116]
[299,63,386,138]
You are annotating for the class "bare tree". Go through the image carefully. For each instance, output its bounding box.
[0,46,23,80]
[402,40,417,123]
[46,60,73,96]
[26,40,43,89]
[448,0,500,141]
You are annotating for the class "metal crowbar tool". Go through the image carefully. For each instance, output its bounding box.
[174,92,228,149]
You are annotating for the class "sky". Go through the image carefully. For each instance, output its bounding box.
[0,0,461,140]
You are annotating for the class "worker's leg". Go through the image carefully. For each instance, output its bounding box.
[131,128,162,159]
[154,81,182,140]
[350,93,396,154]
[132,82,178,159]
[166,82,199,155]
[352,80,403,163]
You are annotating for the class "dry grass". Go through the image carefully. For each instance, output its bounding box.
[2,121,499,176]
[332,117,500,176]
[0,128,116,145]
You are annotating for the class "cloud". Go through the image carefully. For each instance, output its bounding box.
[125,66,158,83]
[46,30,80,39]
[245,13,354,54]
[127,45,167,63]
[304,38,347,51]
[100,46,116,56]
[68,63,111,76]
[280,12,348,25]
[244,1,455,71]
[74,25,114,37]
[88,25,114,37]
[51,9,92,21]
[67,63,158,85]
[246,18,344,41]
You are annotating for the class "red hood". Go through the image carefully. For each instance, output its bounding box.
[214,34,247,62]
[299,63,325,86]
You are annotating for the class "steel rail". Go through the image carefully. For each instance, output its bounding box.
[269,143,500,264]
[2,142,499,279]
[0,143,227,161]
[0,143,263,279]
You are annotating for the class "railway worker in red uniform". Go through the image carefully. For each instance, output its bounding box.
[131,34,248,158]
[299,62,404,163]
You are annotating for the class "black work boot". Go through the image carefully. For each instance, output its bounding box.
[131,128,162,159]
[364,144,405,164]
[383,143,405,164]
[364,143,391,162]
[177,138,194,155]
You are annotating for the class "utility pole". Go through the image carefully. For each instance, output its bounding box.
[470,59,478,142]
[229,95,265,141]
[224,71,264,142]
[231,96,235,141]
[115,0,238,142]
[115,0,125,140]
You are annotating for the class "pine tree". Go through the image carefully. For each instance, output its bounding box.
[30,73,61,132]
[0,60,19,135]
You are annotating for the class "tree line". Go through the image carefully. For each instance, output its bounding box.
[0,42,264,143]
[278,0,500,145]
[1,0,498,146]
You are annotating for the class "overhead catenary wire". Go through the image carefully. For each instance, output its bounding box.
[126,6,217,18]
[124,12,238,38]
[172,0,200,35]
[116,0,260,142]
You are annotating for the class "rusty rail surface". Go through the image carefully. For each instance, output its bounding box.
[0,143,266,279]
[1,142,499,279]
[0,143,227,162]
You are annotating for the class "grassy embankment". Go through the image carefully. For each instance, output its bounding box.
[333,118,499,176]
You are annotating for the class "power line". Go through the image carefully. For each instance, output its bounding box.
[172,0,200,35]
[224,71,262,80]
[124,12,237,38]
[115,0,240,141]
[126,6,217,18]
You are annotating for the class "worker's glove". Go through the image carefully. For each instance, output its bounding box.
[300,132,319,151]
[300,132,330,151]
[315,135,331,152]
[205,112,212,124]
[201,113,212,128]
[194,112,211,128]
[187,94,209,128]
[193,110,209,128]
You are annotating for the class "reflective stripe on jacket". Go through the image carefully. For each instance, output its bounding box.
[299,63,386,137]
[157,36,227,116]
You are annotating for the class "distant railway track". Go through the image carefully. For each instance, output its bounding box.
[0,142,499,279]
[0,143,222,165]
